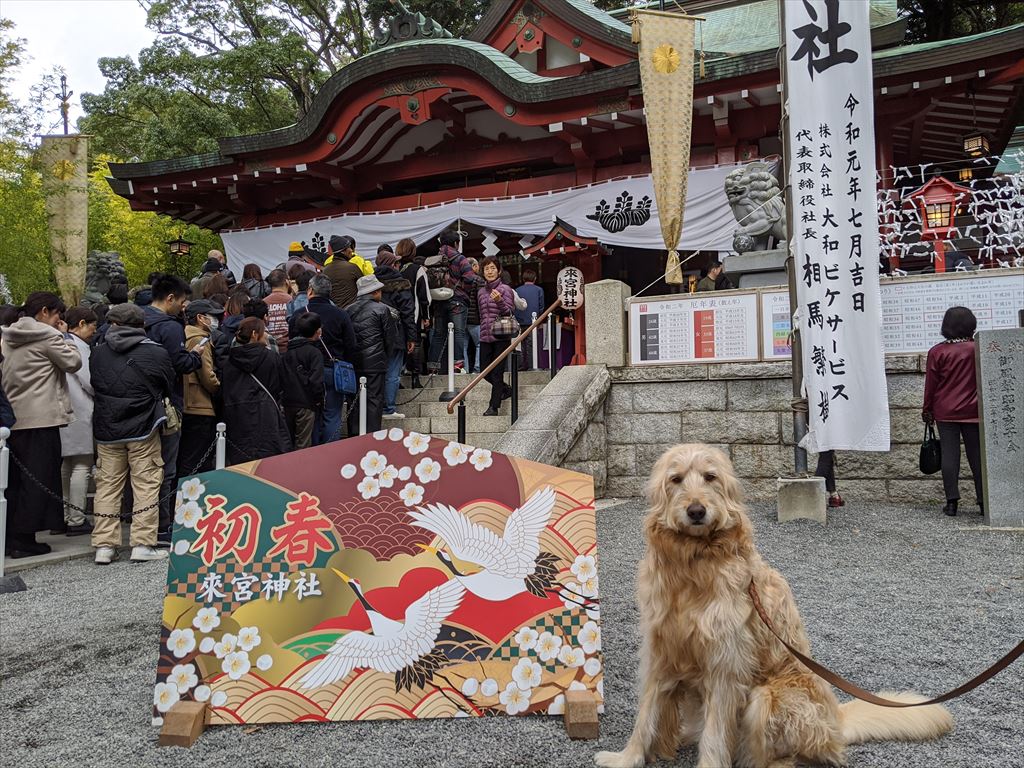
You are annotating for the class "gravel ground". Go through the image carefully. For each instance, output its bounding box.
[2,500,1021,768]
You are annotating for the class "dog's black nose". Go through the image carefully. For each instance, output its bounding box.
[686,503,706,523]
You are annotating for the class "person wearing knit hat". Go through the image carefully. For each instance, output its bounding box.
[286,241,317,275]
[375,250,399,271]
[327,234,374,276]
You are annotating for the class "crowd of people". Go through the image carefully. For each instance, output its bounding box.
[0,229,544,563]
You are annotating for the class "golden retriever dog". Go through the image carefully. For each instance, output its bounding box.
[596,444,952,768]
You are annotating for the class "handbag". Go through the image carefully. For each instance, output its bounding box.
[919,424,942,475]
[320,339,357,395]
[491,314,521,339]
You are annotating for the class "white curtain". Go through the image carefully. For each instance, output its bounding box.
[221,161,772,272]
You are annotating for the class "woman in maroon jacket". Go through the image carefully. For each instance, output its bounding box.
[476,257,516,416]
[922,306,982,516]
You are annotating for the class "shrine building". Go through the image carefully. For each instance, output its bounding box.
[107,0,1024,293]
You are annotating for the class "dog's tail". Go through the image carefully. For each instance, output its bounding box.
[839,692,952,745]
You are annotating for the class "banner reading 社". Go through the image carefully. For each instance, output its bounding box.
[785,0,890,452]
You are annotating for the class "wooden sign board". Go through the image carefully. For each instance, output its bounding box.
[154,431,601,726]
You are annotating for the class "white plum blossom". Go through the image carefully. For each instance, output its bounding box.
[388,427,404,441]
[558,645,585,668]
[571,555,597,581]
[547,693,566,715]
[153,682,180,713]
[340,464,357,479]
[586,605,601,622]
[568,681,587,691]
[480,678,499,697]
[499,681,531,715]
[403,432,430,455]
[460,677,479,697]
[168,663,198,693]
[442,441,469,466]
[514,627,539,652]
[174,490,183,512]
[357,476,381,500]
[397,466,412,481]
[469,448,493,471]
[372,430,388,441]
[560,582,582,612]
[173,539,190,556]
[192,607,221,634]
[199,637,215,654]
[360,450,388,476]
[535,631,562,662]
[579,574,599,598]
[193,685,211,703]
[377,465,399,488]
[210,691,228,708]
[213,633,237,659]
[237,626,261,652]
[414,458,441,484]
[180,478,206,502]
[222,651,251,680]
[511,658,542,691]
[256,654,273,671]
[399,483,425,507]
[579,621,601,654]
[584,657,602,677]
[167,628,196,659]
[174,500,202,529]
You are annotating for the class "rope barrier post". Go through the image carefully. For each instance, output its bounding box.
[457,400,467,445]
[439,322,457,402]
[547,314,557,381]
[530,312,539,370]
[509,348,520,425]
[358,376,368,435]
[0,427,28,593]
[215,423,227,470]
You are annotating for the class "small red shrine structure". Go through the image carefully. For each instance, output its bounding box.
[906,176,974,273]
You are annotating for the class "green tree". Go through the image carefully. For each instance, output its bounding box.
[899,0,1024,43]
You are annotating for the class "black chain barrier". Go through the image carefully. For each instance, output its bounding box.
[6,436,219,520]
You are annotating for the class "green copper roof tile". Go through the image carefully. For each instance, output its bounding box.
[361,38,562,84]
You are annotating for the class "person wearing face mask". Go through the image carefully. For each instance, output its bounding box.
[0,292,82,557]
[179,299,223,476]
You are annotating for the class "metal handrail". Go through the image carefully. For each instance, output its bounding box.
[446,298,563,414]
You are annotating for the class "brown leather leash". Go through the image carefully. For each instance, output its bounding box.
[748,580,1024,708]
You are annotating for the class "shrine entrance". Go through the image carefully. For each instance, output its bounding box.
[523,218,606,365]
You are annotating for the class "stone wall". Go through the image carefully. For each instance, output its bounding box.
[600,356,980,503]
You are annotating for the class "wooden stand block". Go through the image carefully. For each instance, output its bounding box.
[159,701,209,748]
[563,690,600,740]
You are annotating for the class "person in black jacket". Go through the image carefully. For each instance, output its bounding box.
[143,274,201,545]
[282,312,325,450]
[375,251,416,419]
[89,303,175,565]
[396,238,430,386]
[222,317,291,464]
[346,275,397,436]
[302,274,358,444]
[0,374,14,429]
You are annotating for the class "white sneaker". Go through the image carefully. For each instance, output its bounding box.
[95,546,116,565]
[382,412,406,419]
[130,545,169,562]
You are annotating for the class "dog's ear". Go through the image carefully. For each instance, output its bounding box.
[717,453,747,524]
[646,447,674,517]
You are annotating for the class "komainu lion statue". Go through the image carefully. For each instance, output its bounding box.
[725,162,787,253]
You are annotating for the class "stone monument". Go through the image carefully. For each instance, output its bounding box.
[976,328,1024,527]
[82,250,129,306]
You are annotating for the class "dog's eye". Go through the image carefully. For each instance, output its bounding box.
[703,473,717,483]
[670,475,682,485]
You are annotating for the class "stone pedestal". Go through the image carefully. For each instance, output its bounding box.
[976,329,1024,527]
[584,280,631,368]
[777,477,827,523]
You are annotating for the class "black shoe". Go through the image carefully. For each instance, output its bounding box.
[49,524,68,535]
[411,376,423,389]
[482,407,499,416]
[13,538,51,555]
[943,500,958,516]
[156,527,173,548]
[501,386,512,401]
[66,522,94,537]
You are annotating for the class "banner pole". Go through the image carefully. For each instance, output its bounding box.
[779,0,809,474]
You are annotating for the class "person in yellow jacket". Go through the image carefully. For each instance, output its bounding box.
[326,234,374,275]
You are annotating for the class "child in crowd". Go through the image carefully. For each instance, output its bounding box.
[282,312,325,450]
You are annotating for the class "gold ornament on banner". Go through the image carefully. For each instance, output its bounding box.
[51,159,77,181]
[630,7,702,285]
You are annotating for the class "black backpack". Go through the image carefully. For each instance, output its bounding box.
[425,251,455,301]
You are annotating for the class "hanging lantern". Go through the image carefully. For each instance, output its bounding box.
[958,168,973,182]
[962,132,990,158]
[166,236,195,257]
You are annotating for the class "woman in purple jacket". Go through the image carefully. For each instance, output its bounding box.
[922,306,982,517]
[476,257,515,416]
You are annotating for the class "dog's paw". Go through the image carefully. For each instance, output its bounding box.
[594,750,643,768]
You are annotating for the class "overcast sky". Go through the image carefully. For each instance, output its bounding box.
[3,0,155,131]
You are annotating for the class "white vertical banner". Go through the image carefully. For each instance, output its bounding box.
[785,0,890,452]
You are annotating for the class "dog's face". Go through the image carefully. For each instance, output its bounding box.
[646,444,746,538]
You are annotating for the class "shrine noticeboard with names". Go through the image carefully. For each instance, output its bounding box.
[628,293,759,365]
[761,290,793,360]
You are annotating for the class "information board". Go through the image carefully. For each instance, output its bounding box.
[760,289,793,360]
[628,292,760,365]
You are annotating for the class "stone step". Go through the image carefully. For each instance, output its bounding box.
[429,412,512,433]
[395,383,546,406]
[413,398,534,418]
[401,370,552,387]
[431,433,500,450]
[379,415,430,433]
